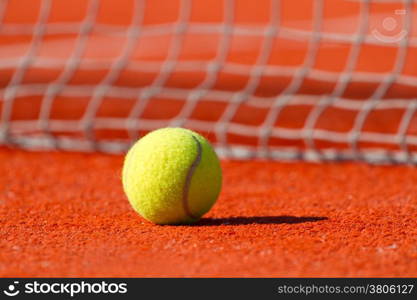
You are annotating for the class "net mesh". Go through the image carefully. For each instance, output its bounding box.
[1,0,417,163]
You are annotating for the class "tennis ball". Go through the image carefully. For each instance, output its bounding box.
[122,127,222,225]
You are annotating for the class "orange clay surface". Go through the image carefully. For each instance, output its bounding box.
[0,148,416,277]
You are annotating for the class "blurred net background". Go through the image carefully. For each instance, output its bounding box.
[1,0,417,163]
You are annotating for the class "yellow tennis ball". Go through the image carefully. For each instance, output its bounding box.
[122,127,222,225]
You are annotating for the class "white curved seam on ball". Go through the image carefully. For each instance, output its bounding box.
[182,135,202,220]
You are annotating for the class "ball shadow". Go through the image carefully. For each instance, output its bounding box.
[191,215,328,226]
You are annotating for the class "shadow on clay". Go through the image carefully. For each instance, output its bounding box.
[190,215,328,226]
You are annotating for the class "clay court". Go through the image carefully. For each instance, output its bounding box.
[1,0,417,277]
[1,149,417,277]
